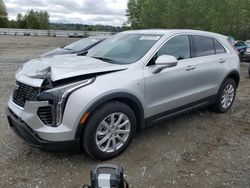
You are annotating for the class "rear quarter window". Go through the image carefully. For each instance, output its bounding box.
[192,35,215,57]
[213,39,226,54]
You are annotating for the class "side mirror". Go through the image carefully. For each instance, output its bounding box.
[152,55,178,74]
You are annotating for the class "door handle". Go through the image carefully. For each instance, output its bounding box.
[219,59,226,64]
[185,65,196,71]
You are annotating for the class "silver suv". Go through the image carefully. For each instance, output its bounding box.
[6,30,240,160]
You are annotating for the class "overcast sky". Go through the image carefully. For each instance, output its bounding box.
[4,0,128,26]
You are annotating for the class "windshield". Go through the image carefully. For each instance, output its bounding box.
[87,33,162,64]
[64,38,101,52]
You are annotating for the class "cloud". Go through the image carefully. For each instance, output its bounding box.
[4,0,128,26]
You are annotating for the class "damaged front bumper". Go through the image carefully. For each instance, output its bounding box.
[6,107,80,151]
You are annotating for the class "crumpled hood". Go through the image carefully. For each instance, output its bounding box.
[17,56,128,82]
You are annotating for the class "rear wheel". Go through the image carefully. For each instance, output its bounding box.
[211,79,236,113]
[82,101,136,160]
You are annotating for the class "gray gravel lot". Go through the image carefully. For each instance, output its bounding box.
[0,35,250,188]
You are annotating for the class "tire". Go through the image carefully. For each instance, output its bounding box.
[210,79,236,113]
[82,101,136,160]
[248,65,250,76]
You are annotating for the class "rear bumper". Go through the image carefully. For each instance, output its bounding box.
[6,107,80,151]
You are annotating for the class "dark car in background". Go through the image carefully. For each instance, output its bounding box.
[234,41,247,61]
[40,36,107,58]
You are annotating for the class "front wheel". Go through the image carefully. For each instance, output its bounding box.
[210,79,237,113]
[82,101,136,160]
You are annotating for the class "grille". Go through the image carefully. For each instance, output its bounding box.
[12,81,39,107]
[37,106,53,125]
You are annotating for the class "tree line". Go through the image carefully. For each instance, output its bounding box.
[0,0,8,27]
[3,11,49,29]
[126,0,250,40]
[9,10,49,29]
[0,0,124,32]
[3,0,250,38]
[0,0,122,32]
[49,23,123,32]
[1,1,49,29]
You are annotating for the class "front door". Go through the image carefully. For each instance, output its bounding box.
[144,35,198,118]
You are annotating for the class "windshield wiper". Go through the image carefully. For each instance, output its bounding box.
[64,47,75,51]
[92,56,116,64]
[77,51,88,56]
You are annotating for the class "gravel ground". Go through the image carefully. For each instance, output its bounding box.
[0,35,250,188]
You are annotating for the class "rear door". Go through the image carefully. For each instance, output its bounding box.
[189,35,228,99]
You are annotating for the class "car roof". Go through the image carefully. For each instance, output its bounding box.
[123,29,228,39]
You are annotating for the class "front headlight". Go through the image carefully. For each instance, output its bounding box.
[38,78,95,127]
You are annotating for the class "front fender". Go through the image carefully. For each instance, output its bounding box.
[72,91,145,139]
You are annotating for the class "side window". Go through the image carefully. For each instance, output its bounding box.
[213,39,226,54]
[193,35,215,57]
[157,35,191,60]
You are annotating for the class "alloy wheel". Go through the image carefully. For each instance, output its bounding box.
[95,113,131,153]
[221,83,235,109]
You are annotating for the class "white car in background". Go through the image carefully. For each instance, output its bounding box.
[40,36,107,58]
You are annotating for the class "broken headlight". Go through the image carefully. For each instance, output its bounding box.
[38,78,95,127]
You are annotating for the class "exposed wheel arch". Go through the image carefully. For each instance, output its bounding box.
[225,71,240,88]
[75,92,145,140]
[82,101,137,160]
[210,78,236,113]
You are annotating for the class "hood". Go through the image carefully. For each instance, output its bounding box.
[17,56,128,82]
[40,48,75,58]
